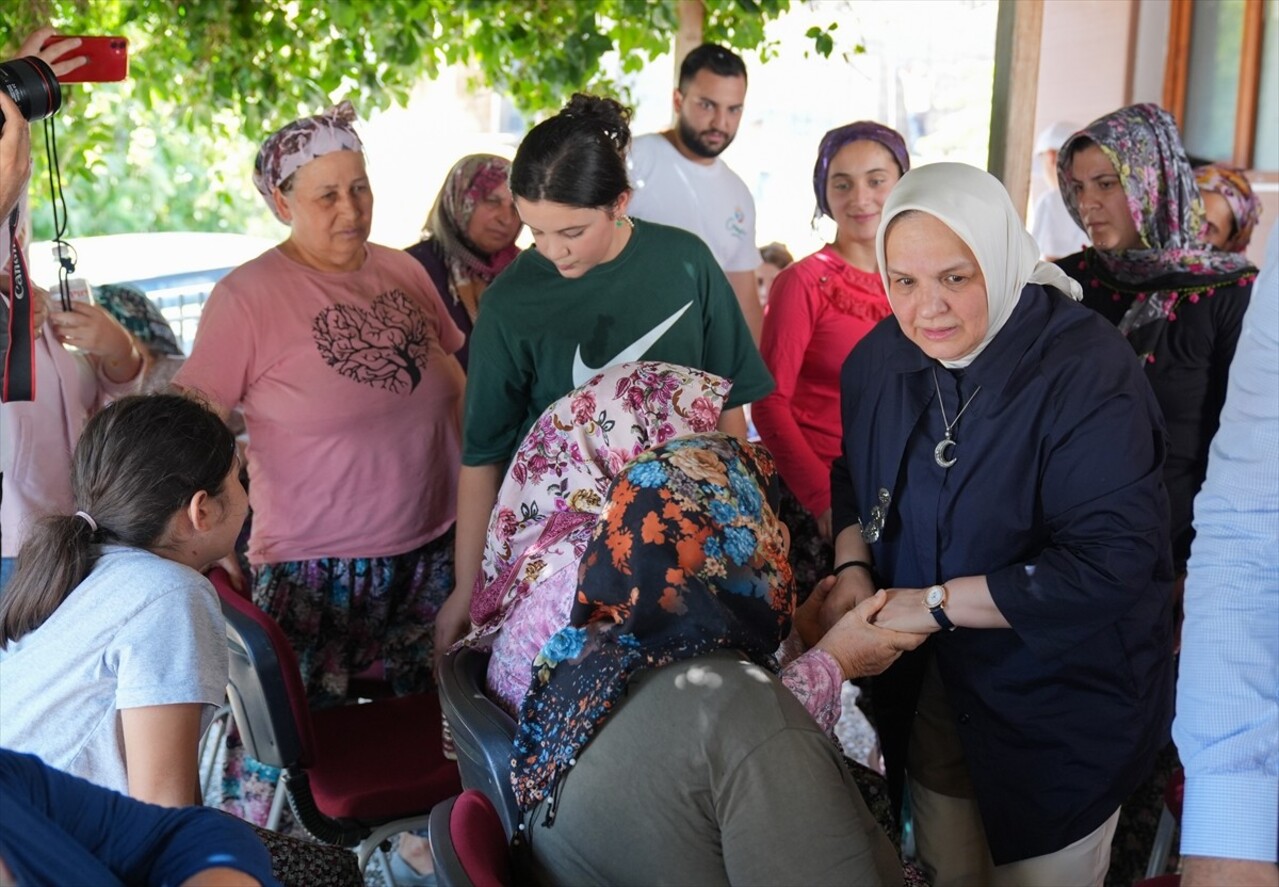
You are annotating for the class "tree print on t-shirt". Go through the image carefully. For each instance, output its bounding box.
[312,290,432,393]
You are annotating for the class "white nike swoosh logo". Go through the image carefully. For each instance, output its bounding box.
[571,301,694,388]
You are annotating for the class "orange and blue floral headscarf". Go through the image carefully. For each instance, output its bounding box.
[1194,164,1262,253]
[1056,104,1252,283]
[510,433,794,817]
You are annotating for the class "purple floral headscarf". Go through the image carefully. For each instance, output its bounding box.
[813,121,910,219]
[1194,164,1262,253]
[1056,104,1251,283]
[253,101,365,221]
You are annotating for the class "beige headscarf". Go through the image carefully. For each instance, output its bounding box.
[875,162,1082,369]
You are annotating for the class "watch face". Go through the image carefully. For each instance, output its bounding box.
[925,585,945,608]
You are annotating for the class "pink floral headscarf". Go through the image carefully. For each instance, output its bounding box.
[253,101,365,221]
[1194,164,1262,253]
[422,154,520,311]
[464,361,730,644]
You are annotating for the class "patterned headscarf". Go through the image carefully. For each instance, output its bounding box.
[1194,164,1262,253]
[813,121,910,219]
[423,155,520,308]
[95,284,182,357]
[466,361,730,641]
[510,433,794,816]
[253,101,365,221]
[1057,104,1252,282]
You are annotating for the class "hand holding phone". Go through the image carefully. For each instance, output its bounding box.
[40,34,128,83]
[15,26,85,79]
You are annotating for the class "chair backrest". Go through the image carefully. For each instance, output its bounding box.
[430,790,512,887]
[437,646,521,840]
[208,567,317,771]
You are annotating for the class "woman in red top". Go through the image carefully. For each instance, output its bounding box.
[754,121,908,593]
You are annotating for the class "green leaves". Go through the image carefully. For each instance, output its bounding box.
[2,0,843,237]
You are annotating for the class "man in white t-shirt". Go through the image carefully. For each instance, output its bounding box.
[628,43,764,341]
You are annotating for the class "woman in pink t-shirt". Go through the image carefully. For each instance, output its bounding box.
[753,122,908,595]
[174,104,464,876]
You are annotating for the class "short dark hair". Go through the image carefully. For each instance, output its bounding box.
[678,43,748,92]
[510,93,633,209]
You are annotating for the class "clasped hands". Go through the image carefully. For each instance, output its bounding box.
[791,570,934,681]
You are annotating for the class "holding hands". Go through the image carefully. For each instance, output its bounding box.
[795,573,928,681]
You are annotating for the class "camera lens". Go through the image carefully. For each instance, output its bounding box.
[0,56,62,126]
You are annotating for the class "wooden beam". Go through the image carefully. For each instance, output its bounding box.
[987,0,1044,222]
[1233,0,1265,169]
[1162,0,1194,127]
[674,0,705,95]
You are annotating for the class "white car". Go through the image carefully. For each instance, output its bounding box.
[28,232,275,353]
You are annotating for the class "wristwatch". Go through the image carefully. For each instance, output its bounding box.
[924,584,957,632]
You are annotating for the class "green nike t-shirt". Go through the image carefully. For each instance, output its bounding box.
[462,219,773,465]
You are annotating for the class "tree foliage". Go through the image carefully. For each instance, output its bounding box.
[2,0,831,238]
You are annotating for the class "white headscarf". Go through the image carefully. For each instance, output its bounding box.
[875,162,1083,369]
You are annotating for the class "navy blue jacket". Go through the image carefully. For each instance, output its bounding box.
[832,284,1175,863]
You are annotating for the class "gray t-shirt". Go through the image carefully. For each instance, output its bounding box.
[524,652,902,886]
[0,546,227,794]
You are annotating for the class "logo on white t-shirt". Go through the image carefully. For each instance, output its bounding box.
[725,207,748,240]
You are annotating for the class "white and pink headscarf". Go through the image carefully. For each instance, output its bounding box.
[252,100,364,221]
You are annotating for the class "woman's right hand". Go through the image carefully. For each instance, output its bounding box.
[814,590,928,680]
[432,587,473,677]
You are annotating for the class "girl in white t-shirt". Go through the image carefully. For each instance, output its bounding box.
[0,394,246,806]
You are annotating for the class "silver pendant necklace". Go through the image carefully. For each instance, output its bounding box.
[931,367,981,468]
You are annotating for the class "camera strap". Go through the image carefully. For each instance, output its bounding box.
[2,207,35,402]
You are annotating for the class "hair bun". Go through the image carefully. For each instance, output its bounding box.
[562,93,633,155]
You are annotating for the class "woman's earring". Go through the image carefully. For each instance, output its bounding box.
[616,215,634,229]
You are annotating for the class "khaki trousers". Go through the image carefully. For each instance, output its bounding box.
[910,777,1120,887]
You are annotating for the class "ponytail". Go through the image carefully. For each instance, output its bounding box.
[0,515,98,643]
[0,394,236,646]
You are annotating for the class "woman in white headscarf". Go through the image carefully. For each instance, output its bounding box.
[821,163,1175,886]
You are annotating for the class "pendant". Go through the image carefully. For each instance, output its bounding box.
[934,433,957,468]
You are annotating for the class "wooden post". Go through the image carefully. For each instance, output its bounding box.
[987,0,1044,223]
[673,0,705,117]
[1162,0,1195,127]
[1232,0,1265,169]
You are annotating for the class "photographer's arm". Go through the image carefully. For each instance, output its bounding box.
[0,92,31,221]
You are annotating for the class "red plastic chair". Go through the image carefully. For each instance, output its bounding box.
[429,790,513,887]
[209,568,462,871]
